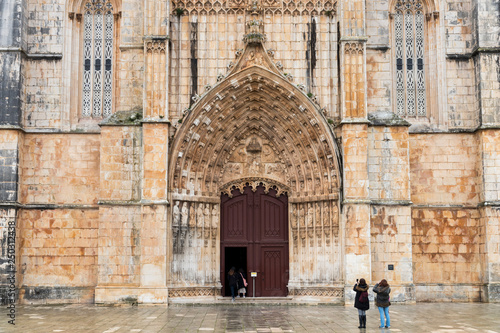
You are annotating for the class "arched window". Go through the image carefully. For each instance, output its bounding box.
[393,0,426,118]
[81,0,114,118]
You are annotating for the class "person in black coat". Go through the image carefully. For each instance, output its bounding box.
[353,278,370,329]
[227,267,238,302]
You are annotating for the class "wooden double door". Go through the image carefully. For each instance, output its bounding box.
[221,185,289,297]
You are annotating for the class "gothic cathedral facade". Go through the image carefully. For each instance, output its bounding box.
[1,0,499,304]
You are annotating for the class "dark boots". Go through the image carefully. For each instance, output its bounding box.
[358,315,366,329]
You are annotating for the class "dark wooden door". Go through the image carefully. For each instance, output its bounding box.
[221,185,288,297]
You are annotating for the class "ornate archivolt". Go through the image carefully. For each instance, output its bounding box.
[220,177,290,198]
[169,44,341,199]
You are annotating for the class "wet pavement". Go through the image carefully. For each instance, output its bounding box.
[1,302,499,333]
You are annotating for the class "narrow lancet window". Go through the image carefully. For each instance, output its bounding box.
[82,0,114,118]
[394,0,426,118]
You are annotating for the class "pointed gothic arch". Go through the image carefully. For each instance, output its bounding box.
[167,43,344,295]
[169,63,342,198]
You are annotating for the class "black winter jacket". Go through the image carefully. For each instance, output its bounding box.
[228,272,238,287]
[353,283,370,311]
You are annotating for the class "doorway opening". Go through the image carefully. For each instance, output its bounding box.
[220,185,289,297]
[224,247,247,296]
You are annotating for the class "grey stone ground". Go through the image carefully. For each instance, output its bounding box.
[1,302,499,333]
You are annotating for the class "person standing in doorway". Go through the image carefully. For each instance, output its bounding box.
[237,268,247,298]
[353,278,370,329]
[373,279,391,328]
[227,267,238,302]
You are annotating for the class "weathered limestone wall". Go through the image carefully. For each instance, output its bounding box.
[368,125,413,301]
[18,209,98,303]
[24,59,63,128]
[371,206,413,301]
[169,1,339,120]
[0,130,22,303]
[97,206,140,286]
[20,134,100,204]
[478,130,500,301]
[410,133,483,301]
[410,134,479,205]
[17,134,100,303]
[446,59,478,129]
[99,126,141,201]
[412,208,482,301]
[368,126,409,201]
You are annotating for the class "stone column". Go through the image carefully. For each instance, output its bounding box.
[339,0,370,302]
[478,129,500,302]
[474,0,500,303]
[95,117,143,304]
[367,113,414,303]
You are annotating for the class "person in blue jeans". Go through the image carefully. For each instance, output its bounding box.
[373,279,391,328]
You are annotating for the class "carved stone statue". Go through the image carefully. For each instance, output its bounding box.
[291,206,298,228]
[299,205,305,228]
[323,202,330,226]
[307,204,313,228]
[204,204,211,228]
[173,201,180,227]
[197,203,204,228]
[315,203,321,227]
[211,205,219,229]
[181,202,188,227]
[189,204,196,228]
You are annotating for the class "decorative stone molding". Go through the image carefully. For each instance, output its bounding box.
[145,40,166,53]
[172,0,337,16]
[168,287,220,297]
[220,177,290,198]
[289,287,344,297]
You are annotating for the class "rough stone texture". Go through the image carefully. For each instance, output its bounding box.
[477,54,500,127]
[97,206,140,286]
[23,59,62,129]
[17,209,98,304]
[478,130,500,203]
[371,205,413,302]
[479,206,500,302]
[412,208,482,302]
[0,208,17,305]
[0,53,22,126]
[142,123,168,200]
[410,133,479,205]
[0,130,21,202]
[368,126,410,201]
[447,59,479,130]
[27,0,64,54]
[476,0,500,48]
[20,134,100,204]
[445,0,474,54]
[343,124,368,200]
[99,127,141,202]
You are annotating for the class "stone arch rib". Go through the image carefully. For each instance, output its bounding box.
[169,65,342,199]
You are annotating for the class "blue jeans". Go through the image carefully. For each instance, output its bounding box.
[230,286,236,299]
[378,306,390,327]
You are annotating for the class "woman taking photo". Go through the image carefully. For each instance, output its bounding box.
[373,279,391,328]
[353,278,370,328]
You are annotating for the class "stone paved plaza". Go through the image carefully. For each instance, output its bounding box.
[1,302,499,333]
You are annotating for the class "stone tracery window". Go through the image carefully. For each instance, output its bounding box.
[393,0,426,118]
[81,0,114,118]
